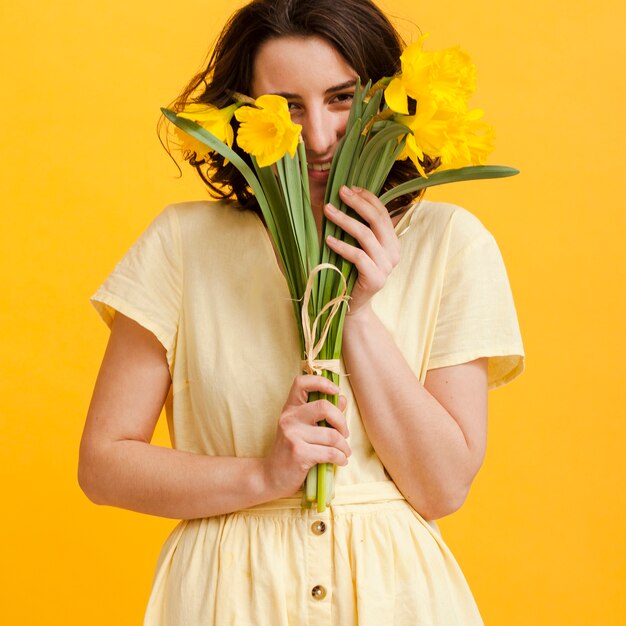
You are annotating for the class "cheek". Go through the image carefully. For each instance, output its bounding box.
[336,112,351,137]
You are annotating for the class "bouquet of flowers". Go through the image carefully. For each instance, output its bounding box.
[162,36,518,512]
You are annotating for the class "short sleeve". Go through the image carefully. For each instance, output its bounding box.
[427,210,524,389]
[90,206,182,371]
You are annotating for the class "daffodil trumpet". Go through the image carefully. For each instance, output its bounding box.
[162,37,519,512]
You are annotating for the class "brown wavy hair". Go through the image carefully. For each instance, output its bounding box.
[165,0,434,214]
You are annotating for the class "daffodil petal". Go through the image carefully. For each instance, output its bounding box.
[235,97,301,166]
[234,106,256,123]
[404,134,428,177]
[255,94,289,115]
[286,125,302,157]
[178,102,238,147]
[384,78,409,115]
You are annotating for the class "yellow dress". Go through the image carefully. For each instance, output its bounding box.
[92,199,524,625]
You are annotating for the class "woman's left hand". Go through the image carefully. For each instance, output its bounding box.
[324,185,401,319]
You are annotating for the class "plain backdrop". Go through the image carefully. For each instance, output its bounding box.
[0,1,624,624]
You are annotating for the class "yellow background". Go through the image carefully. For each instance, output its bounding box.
[1,0,624,624]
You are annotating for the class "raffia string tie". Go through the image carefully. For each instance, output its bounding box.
[300,263,349,376]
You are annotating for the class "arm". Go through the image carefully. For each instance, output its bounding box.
[78,313,351,519]
[342,306,487,520]
[325,186,488,520]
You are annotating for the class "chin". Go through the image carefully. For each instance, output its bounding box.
[310,186,326,212]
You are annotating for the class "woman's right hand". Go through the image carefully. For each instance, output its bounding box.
[262,374,351,498]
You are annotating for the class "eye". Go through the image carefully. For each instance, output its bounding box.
[331,92,354,106]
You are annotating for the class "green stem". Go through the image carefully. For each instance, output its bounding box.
[305,464,318,502]
[317,462,327,512]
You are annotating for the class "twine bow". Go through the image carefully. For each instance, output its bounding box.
[300,263,349,376]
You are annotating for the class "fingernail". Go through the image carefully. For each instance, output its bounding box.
[352,186,362,193]
[341,184,353,195]
[325,203,337,213]
[326,235,337,243]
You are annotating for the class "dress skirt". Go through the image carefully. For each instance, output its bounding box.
[143,481,484,626]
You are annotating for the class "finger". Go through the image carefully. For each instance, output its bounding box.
[338,394,347,413]
[284,375,341,407]
[305,430,352,462]
[339,185,399,253]
[324,202,389,270]
[325,235,386,290]
[298,399,350,438]
[321,402,350,438]
[307,443,350,466]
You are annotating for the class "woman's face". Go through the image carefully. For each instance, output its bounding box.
[250,36,358,212]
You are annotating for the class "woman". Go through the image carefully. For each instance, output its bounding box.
[79,0,524,624]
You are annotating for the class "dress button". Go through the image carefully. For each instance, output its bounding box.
[311,585,327,600]
[311,520,327,535]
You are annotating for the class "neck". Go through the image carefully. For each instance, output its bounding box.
[312,203,324,242]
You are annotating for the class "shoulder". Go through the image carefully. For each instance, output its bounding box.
[399,199,496,265]
[412,199,493,246]
[166,198,248,227]
[165,199,258,241]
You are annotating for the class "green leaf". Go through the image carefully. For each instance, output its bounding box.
[378,165,520,205]
[360,88,384,126]
[276,158,306,288]
[298,141,318,274]
[324,118,363,208]
[354,121,409,188]
[345,78,366,130]
[318,119,364,306]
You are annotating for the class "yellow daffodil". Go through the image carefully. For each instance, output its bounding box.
[178,102,237,145]
[397,105,494,175]
[234,94,302,167]
[437,108,495,170]
[175,102,238,160]
[384,35,476,116]
[427,46,476,114]
[396,101,446,176]
[384,36,432,115]
[173,126,212,162]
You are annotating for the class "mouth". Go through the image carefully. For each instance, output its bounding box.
[307,161,332,172]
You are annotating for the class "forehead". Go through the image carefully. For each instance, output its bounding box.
[250,36,357,97]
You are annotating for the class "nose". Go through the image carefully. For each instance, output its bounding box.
[302,107,343,158]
